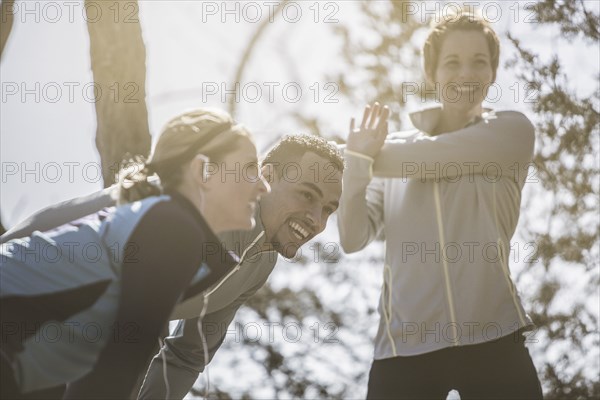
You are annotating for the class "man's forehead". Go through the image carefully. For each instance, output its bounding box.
[297,180,341,201]
[270,150,342,196]
[297,151,341,181]
[296,151,338,168]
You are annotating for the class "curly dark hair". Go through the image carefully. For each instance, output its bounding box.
[261,135,344,177]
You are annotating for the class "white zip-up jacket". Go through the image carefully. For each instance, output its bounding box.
[338,107,536,358]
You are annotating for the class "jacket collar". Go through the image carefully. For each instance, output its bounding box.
[408,106,496,135]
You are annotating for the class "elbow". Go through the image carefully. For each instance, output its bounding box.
[516,112,536,162]
[338,231,366,254]
[340,241,361,255]
[501,111,536,163]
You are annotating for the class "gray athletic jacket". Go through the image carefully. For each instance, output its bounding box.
[338,107,536,359]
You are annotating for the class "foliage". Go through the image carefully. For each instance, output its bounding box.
[505,1,599,398]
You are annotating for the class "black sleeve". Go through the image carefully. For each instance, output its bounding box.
[64,201,210,399]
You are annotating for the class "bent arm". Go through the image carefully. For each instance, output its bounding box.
[64,202,208,399]
[337,151,385,254]
[374,111,535,181]
[1,186,116,243]
[138,286,262,400]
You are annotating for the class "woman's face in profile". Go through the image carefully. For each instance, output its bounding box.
[202,137,269,232]
[434,30,494,111]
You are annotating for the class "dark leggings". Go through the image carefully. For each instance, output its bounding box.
[367,333,543,400]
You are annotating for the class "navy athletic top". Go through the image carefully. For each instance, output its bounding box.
[0,191,238,398]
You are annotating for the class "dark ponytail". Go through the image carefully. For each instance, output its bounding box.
[116,155,162,205]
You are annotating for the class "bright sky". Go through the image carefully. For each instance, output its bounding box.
[1,1,598,227]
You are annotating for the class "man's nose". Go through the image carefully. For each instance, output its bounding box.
[305,206,324,232]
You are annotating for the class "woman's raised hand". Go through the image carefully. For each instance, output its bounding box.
[346,102,390,159]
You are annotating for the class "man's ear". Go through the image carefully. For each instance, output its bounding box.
[261,163,277,184]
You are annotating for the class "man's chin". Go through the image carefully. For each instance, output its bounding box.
[275,240,304,259]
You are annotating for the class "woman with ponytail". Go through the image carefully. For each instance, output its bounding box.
[0,108,269,399]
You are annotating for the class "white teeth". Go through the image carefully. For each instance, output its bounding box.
[289,221,309,240]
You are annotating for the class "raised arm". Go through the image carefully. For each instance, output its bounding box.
[338,103,389,253]
[374,111,535,182]
[1,186,117,243]
[338,156,385,253]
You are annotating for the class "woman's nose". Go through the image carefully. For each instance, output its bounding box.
[458,64,477,81]
[257,174,271,196]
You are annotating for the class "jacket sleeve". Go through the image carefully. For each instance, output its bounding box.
[137,283,264,400]
[337,150,385,254]
[373,111,535,182]
[0,187,117,243]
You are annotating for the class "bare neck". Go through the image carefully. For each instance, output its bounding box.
[173,185,223,235]
[434,105,482,135]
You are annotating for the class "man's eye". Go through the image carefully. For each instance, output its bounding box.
[445,61,458,67]
[302,191,313,201]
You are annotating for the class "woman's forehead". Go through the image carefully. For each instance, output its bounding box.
[439,30,490,56]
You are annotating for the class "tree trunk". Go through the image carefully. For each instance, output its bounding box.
[86,0,151,187]
[0,213,6,236]
[0,0,16,59]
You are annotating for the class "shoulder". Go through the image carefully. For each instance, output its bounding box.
[108,195,174,231]
[486,110,536,145]
[108,196,205,251]
[489,110,535,131]
[139,197,205,237]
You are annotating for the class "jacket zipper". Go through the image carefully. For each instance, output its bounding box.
[205,231,266,297]
[433,182,460,345]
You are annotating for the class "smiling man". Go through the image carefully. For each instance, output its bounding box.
[1,134,343,399]
[259,147,341,257]
[137,135,342,399]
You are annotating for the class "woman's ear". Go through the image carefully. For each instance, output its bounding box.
[424,69,436,91]
[189,155,209,188]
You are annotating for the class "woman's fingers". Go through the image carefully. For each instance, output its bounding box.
[355,103,388,138]
[379,121,389,141]
[368,103,380,130]
[360,105,371,130]
[377,106,390,130]
[376,106,390,140]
